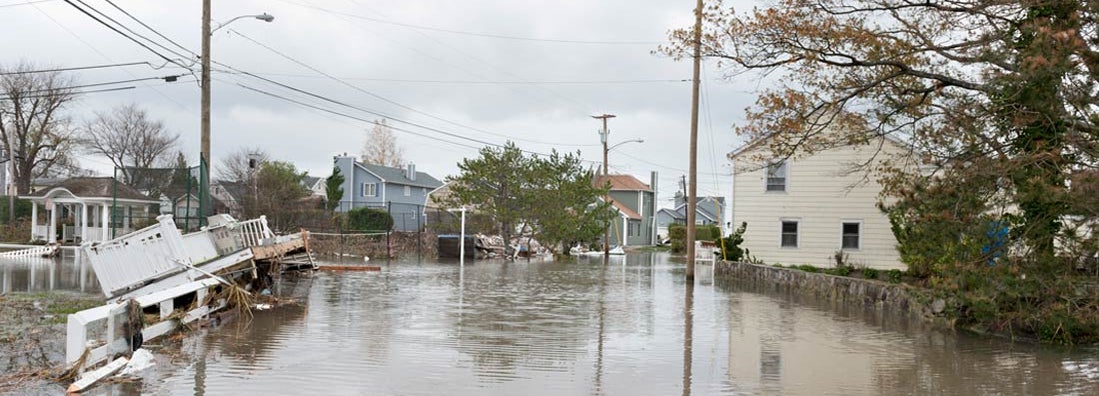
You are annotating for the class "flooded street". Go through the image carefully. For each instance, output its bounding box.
[6,252,1097,394]
[101,252,1095,396]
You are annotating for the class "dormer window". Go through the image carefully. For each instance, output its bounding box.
[766,160,787,192]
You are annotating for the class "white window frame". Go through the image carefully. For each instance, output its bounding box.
[765,160,788,193]
[779,219,799,248]
[361,182,377,197]
[404,185,411,196]
[841,220,862,250]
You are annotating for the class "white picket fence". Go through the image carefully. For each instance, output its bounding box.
[0,244,59,258]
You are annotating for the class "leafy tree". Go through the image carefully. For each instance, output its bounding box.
[325,166,344,211]
[244,161,310,229]
[0,62,79,193]
[665,0,1099,343]
[442,142,612,255]
[526,149,613,254]
[361,119,404,167]
[443,142,530,251]
[663,0,1099,264]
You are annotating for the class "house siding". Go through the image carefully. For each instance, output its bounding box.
[333,156,438,232]
[731,141,907,269]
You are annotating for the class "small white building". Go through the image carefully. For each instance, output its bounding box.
[20,177,158,243]
[729,136,912,269]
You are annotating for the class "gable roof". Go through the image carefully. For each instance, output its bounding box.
[357,162,444,189]
[728,131,914,159]
[302,176,323,189]
[607,197,642,220]
[593,174,652,192]
[23,177,156,202]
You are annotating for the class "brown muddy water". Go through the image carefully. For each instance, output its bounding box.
[6,252,1099,395]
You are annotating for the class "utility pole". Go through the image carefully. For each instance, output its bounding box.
[593,114,616,261]
[685,0,704,281]
[200,0,212,225]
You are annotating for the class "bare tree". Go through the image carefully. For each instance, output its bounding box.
[0,62,78,194]
[216,146,270,183]
[82,103,179,184]
[361,119,403,167]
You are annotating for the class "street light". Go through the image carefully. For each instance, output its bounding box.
[201,3,274,224]
[608,138,644,152]
[212,13,275,33]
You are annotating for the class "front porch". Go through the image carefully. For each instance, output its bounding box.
[21,177,158,244]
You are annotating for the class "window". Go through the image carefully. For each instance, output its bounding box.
[362,183,377,197]
[842,222,860,249]
[766,160,787,192]
[628,220,640,237]
[781,221,798,248]
[404,185,411,196]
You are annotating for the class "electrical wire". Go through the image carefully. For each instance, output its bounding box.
[60,0,190,68]
[0,61,183,75]
[271,0,661,45]
[227,29,600,148]
[103,0,197,57]
[0,85,135,100]
[0,0,53,8]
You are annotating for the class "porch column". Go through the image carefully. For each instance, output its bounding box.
[30,202,37,240]
[622,217,628,247]
[101,204,109,241]
[81,203,88,243]
[47,203,57,244]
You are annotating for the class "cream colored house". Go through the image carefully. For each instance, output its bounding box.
[729,136,912,269]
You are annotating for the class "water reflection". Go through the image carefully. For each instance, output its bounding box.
[0,250,100,295]
[141,253,1098,395]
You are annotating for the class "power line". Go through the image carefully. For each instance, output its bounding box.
[271,0,661,45]
[61,0,193,69]
[0,0,53,8]
[227,29,600,148]
[0,85,135,100]
[5,74,184,96]
[28,0,191,109]
[218,71,689,85]
[0,61,167,75]
[232,82,485,151]
[103,0,197,57]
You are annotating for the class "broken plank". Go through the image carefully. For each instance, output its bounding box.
[67,356,129,393]
[319,265,381,272]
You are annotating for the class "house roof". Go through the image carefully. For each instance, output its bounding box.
[23,177,157,202]
[727,131,913,159]
[608,197,642,220]
[212,181,249,202]
[357,162,444,189]
[593,174,652,192]
[302,176,324,189]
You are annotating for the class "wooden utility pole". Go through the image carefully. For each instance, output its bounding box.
[593,114,616,262]
[200,0,212,224]
[685,0,704,281]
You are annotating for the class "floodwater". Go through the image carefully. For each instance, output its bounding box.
[19,252,1099,395]
[0,250,100,295]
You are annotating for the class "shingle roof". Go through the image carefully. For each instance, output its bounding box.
[24,177,156,202]
[593,174,652,192]
[302,176,323,189]
[608,197,642,220]
[358,162,443,189]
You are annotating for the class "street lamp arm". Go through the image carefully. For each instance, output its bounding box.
[607,138,644,152]
[211,13,274,34]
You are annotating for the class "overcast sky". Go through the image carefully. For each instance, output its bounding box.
[1,0,763,216]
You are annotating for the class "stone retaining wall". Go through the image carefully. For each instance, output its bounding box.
[715,261,940,322]
[309,231,437,260]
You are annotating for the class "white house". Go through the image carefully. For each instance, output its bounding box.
[729,136,912,269]
[20,177,158,243]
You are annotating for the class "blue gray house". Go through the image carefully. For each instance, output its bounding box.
[333,154,444,231]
